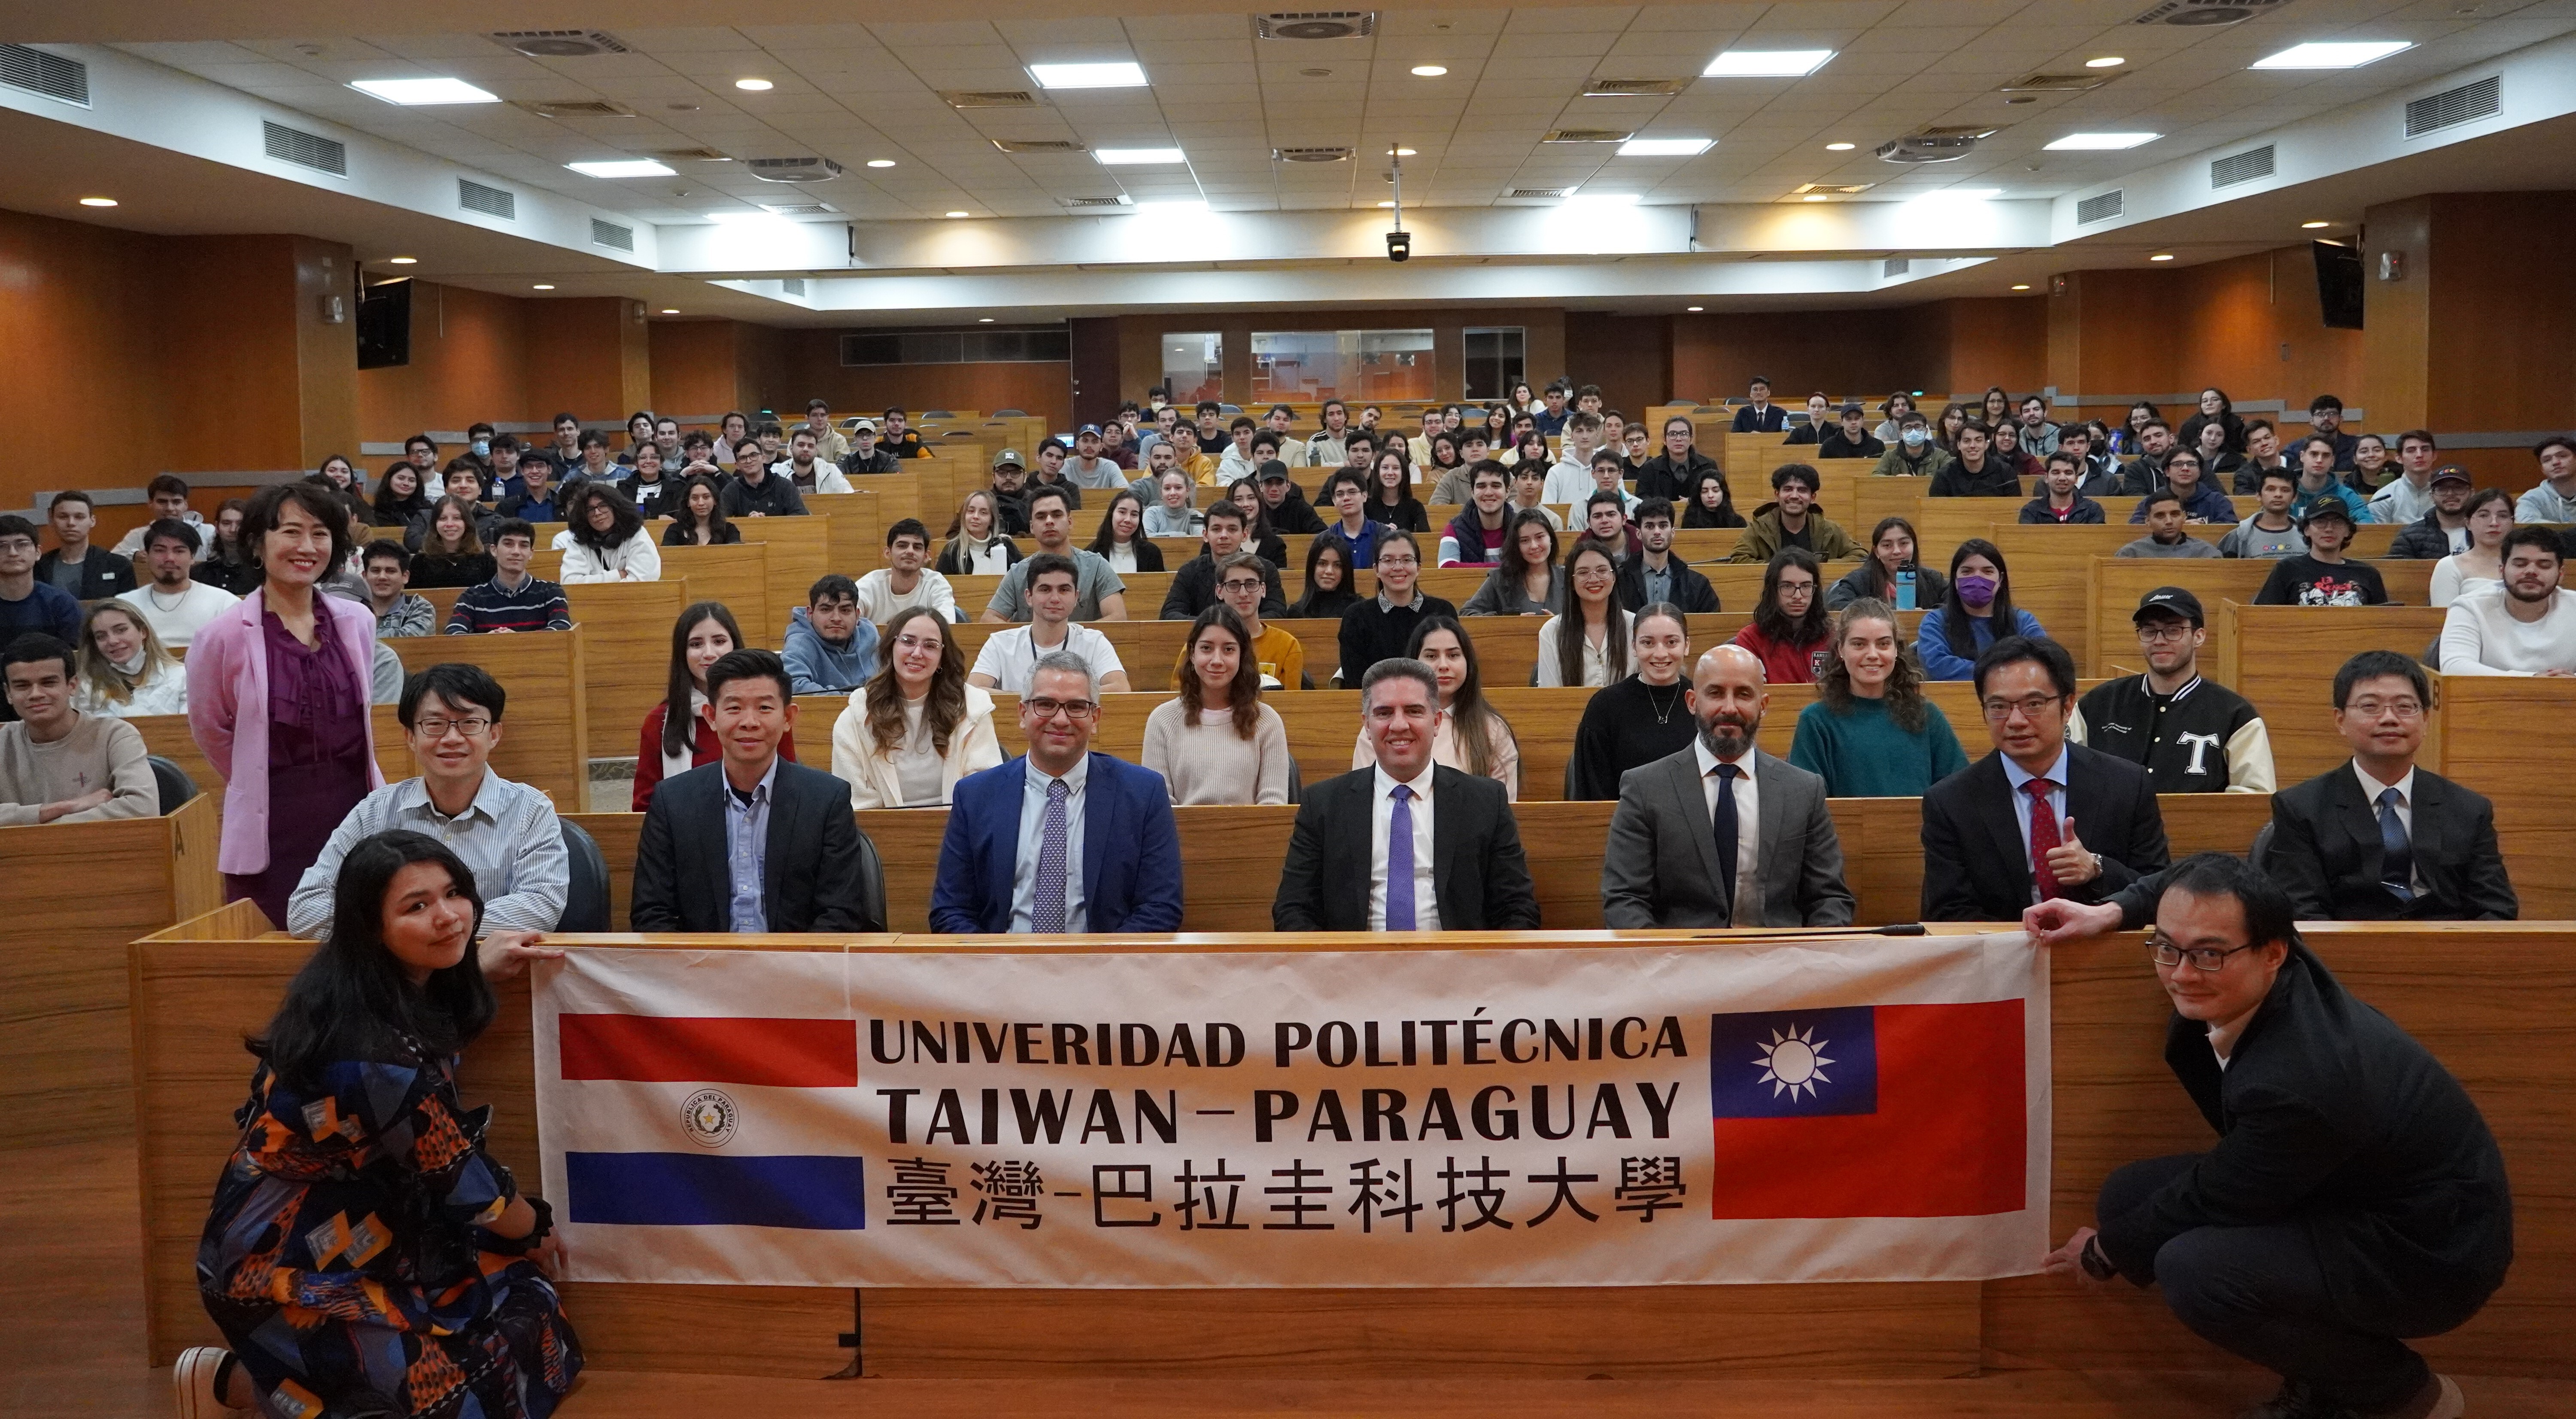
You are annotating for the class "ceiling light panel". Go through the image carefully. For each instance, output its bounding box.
[1702,50,1833,78]
[1096,147,1186,165]
[1618,137,1714,157]
[566,158,676,177]
[2045,132,2160,150]
[2251,41,2412,70]
[349,77,499,105]
[1029,62,1148,89]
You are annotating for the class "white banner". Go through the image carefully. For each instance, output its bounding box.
[534,935,2049,1288]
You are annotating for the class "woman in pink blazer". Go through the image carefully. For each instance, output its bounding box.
[188,482,383,928]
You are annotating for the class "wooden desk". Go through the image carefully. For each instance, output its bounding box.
[0,794,222,1149]
[2433,676,2576,918]
[2090,559,2435,679]
[2207,603,2452,784]
[129,917,2573,1381]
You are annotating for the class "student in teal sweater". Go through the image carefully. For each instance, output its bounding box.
[1788,597,1970,798]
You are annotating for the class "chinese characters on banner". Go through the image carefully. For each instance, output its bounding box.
[534,935,2048,1288]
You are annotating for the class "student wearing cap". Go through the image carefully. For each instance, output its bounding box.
[841,418,902,477]
[1065,425,1127,488]
[2255,501,2389,606]
[1253,460,1326,534]
[987,448,1034,536]
[1816,403,1885,461]
[2387,466,2479,559]
[2071,588,2275,794]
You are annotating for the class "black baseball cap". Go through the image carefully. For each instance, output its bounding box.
[2299,499,2355,530]
[1255,460,1291,482]
[2430,463,2473,487]
[2133,586,2204,627]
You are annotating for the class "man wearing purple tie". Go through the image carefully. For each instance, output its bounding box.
[929,652,1184,934]
[1271,658,1541,932]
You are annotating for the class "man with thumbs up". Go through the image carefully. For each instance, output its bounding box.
[1919,634,2169,922]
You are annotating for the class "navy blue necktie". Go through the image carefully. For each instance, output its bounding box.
[2377,786,2415,904]
[1712,763,1741,916]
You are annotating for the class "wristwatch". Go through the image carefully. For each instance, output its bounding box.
[2079,1234,2117,1282]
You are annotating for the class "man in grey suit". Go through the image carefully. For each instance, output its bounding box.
[1602,644,1855,928]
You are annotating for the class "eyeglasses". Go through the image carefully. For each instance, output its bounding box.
[2136,623,2195,643]
[1219,579,1265,593]
[2148,937,2260,973]
[412,716,492,739]
[1980,693,2064,722]
[1026,697,1098,720]
[1377,555,1419,569]
[891,634,944,653]
[2345,698,2424,720]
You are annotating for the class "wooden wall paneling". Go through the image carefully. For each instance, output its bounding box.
[2433,677,2576,919]
[669,542,775,649]
[2205,603,2451,784]
[741,514,835,640]
[806,490,887,574]
[2090,560,2435,679]
[564,582,687,752]
[384,626,591,810]
[0,795,221,1149]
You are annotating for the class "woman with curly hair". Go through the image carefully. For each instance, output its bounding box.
[1788,597,1969,796]
[558,480,660,582]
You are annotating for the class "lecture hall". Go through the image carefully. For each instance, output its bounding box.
[4,0,2576,1416]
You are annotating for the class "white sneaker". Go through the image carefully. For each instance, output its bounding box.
[2423,1374,2466,1419]
[170,1348,237,1417]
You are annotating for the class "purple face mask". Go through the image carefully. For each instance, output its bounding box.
[1956,573,1999,607]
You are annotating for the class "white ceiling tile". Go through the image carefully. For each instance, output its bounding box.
[868,23,1005,48]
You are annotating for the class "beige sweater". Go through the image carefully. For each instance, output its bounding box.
[1141,699,1293,805]
[0,713,157,826]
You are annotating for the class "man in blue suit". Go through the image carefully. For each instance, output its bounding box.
[929,650,1185,934]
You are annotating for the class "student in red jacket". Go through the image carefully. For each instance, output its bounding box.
[1729,548,1833,684]
[632,600,796,810]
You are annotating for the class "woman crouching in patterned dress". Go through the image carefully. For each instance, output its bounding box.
[177,830,580,1418]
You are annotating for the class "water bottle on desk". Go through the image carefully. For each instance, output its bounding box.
[1896,563,1918,610]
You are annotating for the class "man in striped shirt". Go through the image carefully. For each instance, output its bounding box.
[285,662,570,956]
[445,518,571,635]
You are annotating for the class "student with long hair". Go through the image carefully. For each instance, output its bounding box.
[1086,487,1165,573]
[309,453,362,496]
[631,600,797,810]
[2427,487,2515,606]
[1536,538,1631,687]
[830,606,1002,809]
[180,831,578,1419]
[75,600,185,717]
[1934,400,1973,453]
[368,461,429,528]
[1461,509,1562,617]
[935,488,1021,575]
[187,481,384,928]
[2178,386,2246,456]
[1422,430,1470,503]
[1366,448,1429,532]
[1226,477,1292,568]
[201,498,263,596]
[1915,538,2047,680]
[2112,399,2160,456]
[1350,615,1521,799]
[1566,602,1696,800]
[1142,604,1292,805]
[1872,391,1918,443]
[1142,468,1202,537]
[1729,548,1832,684]
[1980,385,2013,428]
[405,496,496,590]
[1828,515,1949,609]
[1789,597,1971,797]
[662,473,741,547]
[1680,465,1744,528]
[1287,536,1360,620]
[558,481,660,583]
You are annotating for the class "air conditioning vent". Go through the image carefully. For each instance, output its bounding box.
[781,277,808,297]
[654,147,732,162]
[1273,146,1351,162]
[0,44,88,106]
[2076,189,2125,224]
[1504,187,1573,199]
[747,157,844,183]
[1583,76,1689,97]
[457,179,516,219]
[589,217,635,251]
[1877,132,1983,164]
[2132,0,2290,24]
[991,139,1087,154]
[1064,196,1132,207]
[1542,128,1633,144]
[264,121,348,177]
[1999,71,2119,93]
[513,99,635,119]
[1792,182,1874,195]
[761,202,838,216]
[2209,144,2275,188]
[941,89,1038,108]
[2406,76,2500,137]
[1883,257,1912,277]
[1257,12,1377,40]
[490,30,629,57]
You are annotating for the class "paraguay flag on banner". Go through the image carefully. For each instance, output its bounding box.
[1707,1001,2026,1219]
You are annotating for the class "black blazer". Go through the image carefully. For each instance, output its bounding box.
[1919,744,2169,922]
[1272,765,1541,931]
[2097,942,2511,1330]
[2265,764,2516,921]
[630,758,880,932]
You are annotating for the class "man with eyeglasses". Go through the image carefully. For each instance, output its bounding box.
[1919,634,2169,923]
[932,650,1182,935]
[1171,552,1303,691]
[286,663,568,953]
[2027,852,2506,1419]
[2069,588,2274,795]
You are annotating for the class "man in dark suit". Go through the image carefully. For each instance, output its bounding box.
[1603,645,1853,928]
[2035,853,2508,1419]
[930,651,1183,933]
[1729,376,1787,433]
[630,649,878,933]
[1920,635,2168,922]
[1273,658,1540,932]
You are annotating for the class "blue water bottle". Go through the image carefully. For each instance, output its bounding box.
[1896,563,1918,610]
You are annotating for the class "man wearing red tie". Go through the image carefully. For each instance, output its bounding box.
[1271,658,1540,932]
[1919,635,2169,922]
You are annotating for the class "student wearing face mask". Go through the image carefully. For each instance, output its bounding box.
[1868,414,1954,481]
[1915,539,2048,681]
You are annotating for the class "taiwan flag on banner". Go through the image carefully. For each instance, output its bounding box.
[1707,1001,2025,1219]
[556,1013,868,1231]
